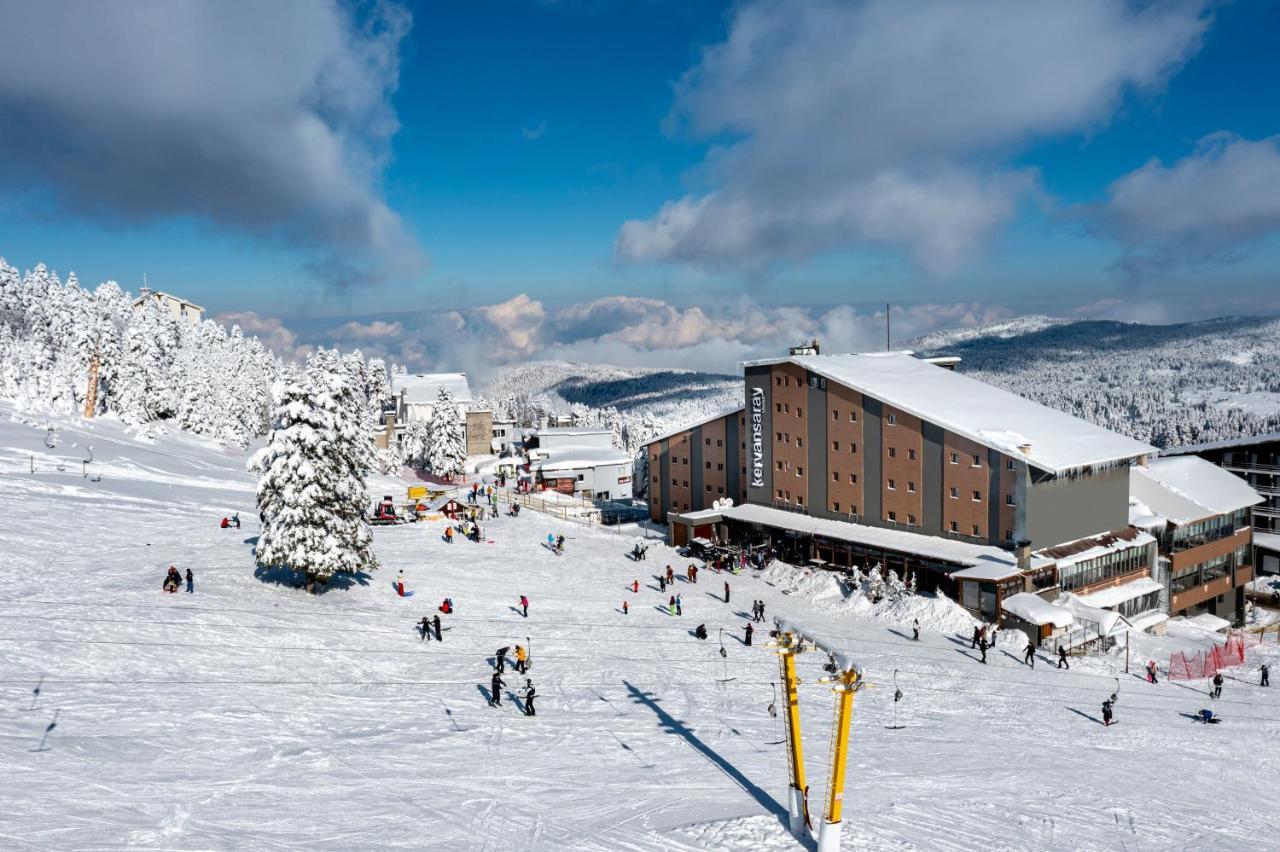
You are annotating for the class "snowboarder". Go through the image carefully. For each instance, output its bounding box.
[912,618,920,641]
[495,646,509,673]
[971,625,981,648]
[744,623,754,646]
[1211,673,1223,700]
[231,513,241,529]
[515,645,527,674]
[1102,696,1114,726]
[978,637,988,664]
[1058,646,1069,669]
[490,672,505,707]
[185,568,194,594]
[1024,640,1035,667]
[676,594,682,616]
[724,581,731,604]
[395,570,407,596]
[521,679,537,716]
[433,614,442,641]
[1146,660,1159,684]
[622,600,629,615]
[695,624,707,640]
[632,580,639,594]
[419,617,432,642]
[520,595,529,618]
[1261,663,1270,687]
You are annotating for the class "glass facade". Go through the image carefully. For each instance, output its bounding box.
[1170,543,1248,594]
[1059,544,1151,592]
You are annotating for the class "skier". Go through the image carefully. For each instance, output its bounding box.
[1102,696,1114,727]
[520,595,529,618]
[490,672,505,707]
[744,622,754,647]
[495,646,509,673]
[676,594,682,616]
[978,637,988,664]
[521,679,537,716]
[555,534,565,553]
[419,616,432,642]
[396,570,406,596]
[695,624,708,640]
[185,568,194,594]
[433,614,443,641]
[912,618,920,641]
[1023,640,1035,667]
[444,526,453,544]
[515,645,527,674]
[632,580,639,594]
[971,625,981,649]
[1211,673,1223,700]
[1146,660,1159,684]
[1057,646,1069,669]
[622,600,629,615]
[724,581,731,604]
[1261,663,1270,687]
[546,533,555,550]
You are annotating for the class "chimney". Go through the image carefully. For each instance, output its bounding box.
[1017,442,1032,456]
[1015,539,1032,573]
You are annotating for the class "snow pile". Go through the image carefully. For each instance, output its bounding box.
[760,562,976,634]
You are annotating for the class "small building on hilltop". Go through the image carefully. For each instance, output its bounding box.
[391,372,492,456]
[131,286,204,325]
[525,426,633,501]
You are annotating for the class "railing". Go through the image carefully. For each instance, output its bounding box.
[1222,461,1280,475]
[1046,616,1106,655]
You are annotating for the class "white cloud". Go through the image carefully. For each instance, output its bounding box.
[216,311,312,362]
[331,320,405,340]
[0,0,423,288]
[1104,132,1280,275]
[618,0,1208,274]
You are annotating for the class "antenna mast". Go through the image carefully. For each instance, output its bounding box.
[885,303,890,351]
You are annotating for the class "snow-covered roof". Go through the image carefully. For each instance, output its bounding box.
[395,372,473,404]
[1180,612,1232,634]
[1072,576,1163,609]
[1057,594,1129,636]
[1129,456,1261,526]
[132,290,205,311]
[531,444,631,471]
[672,508,725,522]
[950,564,1024,581]
[742,353,1155,474]
[1253,530,1280,553]
[535,427,614,437]
[644,405,745,448]
[1002,593,1073,627]
[1037,528,1155,568]
[1165,431,1280,454]
[719,503,1031,570]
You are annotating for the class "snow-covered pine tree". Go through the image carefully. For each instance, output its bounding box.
[250,370,377,590]
[427,387,465,479]
[866,563,887,603]
[401,419,431,470]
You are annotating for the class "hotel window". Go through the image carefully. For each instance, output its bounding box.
[775,377,782,386]
[887,479,896,490]
[833,502,840,512]
[797,437,804,448]
[796,407,803,417]
[797,467,804,477]
[907,481,916,493]
[776,403,782,413]
[672,478,678,485]
[908,514,917,526]
[949,521,958,532]
[850,410,857,422]
[850,473,857,484]
[784,376,790,386]
[888,447,897,458]
[785,490,791,499]
[1006,494,1015,506]
[950,452,959,464]
[908,448,916,460]
[950,487,958,499]
[887,413,897,425]
[705,461,711,469]
[777,432,783,442]
[1005,530,1013,541]
[851,442,858,453]
[718,486,725,494]
[717,439,723,447]
[852,504,858,514]
[776,461,783,471]
[783,403,790,413]
[717,463,724,471]
[972,490,981,501]
[785,461,791,471]
[682,458,688,464]
[1007,459,1016,470]
[833,471,840,481]
[888,511,897,521]
[796,495,804,506]
[832,410,839,421]
[784,432,790,442]
[777,489,784,498]
[833,441,840,451]
[971,524,980,536]
[705,438,711,446]
[682,481,688,487]
[706,485,712,493]
[972,454,981,467]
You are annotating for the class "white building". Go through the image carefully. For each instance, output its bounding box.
[395,373,474,423]
[131,287,204,325]
[526,427,633,501]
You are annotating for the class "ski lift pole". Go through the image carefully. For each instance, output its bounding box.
[817,665,862,852]
[773,627,809,840]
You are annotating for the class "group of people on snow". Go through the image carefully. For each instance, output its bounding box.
[161,566,193,594]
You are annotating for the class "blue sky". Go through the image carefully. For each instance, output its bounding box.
[2,0,1280,369]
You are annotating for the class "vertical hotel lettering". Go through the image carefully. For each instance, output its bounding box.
[750,386,765,487]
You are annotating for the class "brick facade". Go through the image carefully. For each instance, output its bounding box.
[881,405,923,528]
[825,382,864,518]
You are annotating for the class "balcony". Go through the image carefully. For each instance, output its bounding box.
[1223,461,1280,475]
[1170,574,1234,612]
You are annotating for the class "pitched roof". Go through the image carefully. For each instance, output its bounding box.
[131,290,205,312]
[1164,431,1280,454]
[743,353,1154,474]
[395,373,473,404]
[1129,456,1263,525]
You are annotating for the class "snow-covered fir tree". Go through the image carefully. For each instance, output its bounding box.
[427,387,465,479]
[250,370,377,589]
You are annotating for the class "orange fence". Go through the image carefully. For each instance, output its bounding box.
[1168,631,1255,681]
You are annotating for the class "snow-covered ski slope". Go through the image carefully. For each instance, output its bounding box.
[1,405,1278,850]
